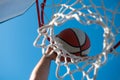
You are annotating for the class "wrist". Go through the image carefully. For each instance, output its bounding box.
[42,55,51,60]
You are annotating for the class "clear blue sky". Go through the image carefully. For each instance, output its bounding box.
[0,0,120,80]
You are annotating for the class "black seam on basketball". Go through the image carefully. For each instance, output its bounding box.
[70,28,81,46]
[56,36,81,47]
[56,28,81,47]
[70,28,82,56]
[81,33,90,51]
[82,47,90,51]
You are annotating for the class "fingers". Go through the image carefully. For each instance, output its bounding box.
[45,47,57,60]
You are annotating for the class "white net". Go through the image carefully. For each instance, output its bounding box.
[34,0,120,80]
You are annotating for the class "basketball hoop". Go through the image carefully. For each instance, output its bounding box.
[34,0,120,80]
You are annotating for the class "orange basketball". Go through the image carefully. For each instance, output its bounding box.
[56,28,90,57]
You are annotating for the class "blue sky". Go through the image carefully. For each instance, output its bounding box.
[0,0,120,80]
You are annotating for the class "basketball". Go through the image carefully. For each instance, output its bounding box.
[56,28,90,57]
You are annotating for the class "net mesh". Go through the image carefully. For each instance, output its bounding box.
[34,0,120,80]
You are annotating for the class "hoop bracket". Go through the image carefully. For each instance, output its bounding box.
[36,0,46,27]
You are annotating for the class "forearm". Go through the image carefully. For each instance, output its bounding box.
[30,55,51,80]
